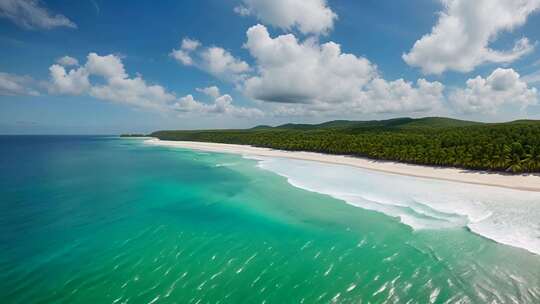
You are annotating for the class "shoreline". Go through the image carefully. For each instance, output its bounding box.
[145,139,540,192]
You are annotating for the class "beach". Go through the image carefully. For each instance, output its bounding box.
[146,138,540,256]
[145,139,540,192]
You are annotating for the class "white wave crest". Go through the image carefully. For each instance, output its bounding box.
[251,156,540,255]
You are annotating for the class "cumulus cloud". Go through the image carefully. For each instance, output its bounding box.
[0,0,76,30]
[89,79,176,111]
[181,38,201,51]
[174,88,263,118]
[170,38,200,65]
[0,72,39,96]
[56,55,79,67]
[46,54,262,116]
[170,49,193,66]
[450,68,538,114]
[243,25,376,104]
[199,47,250,78]
[241,24,444,115]
[361,78,445,114]
[85,53,128,80]
[48,53,176,110]
[196,86,221,99]
[48,64,90,95]
[170,38,250,81]
[403,0,539,74]
[234,0,337,35]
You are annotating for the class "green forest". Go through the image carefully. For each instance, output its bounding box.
[148,117,540,173]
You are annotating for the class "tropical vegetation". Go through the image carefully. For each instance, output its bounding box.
[148,117,540,173]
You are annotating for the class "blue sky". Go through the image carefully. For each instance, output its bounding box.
[1,0,540,134]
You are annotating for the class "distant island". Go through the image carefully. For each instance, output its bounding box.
[129,117,540,174]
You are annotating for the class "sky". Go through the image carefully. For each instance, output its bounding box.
[1,0,540,134]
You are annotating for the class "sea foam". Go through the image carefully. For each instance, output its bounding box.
[249,156,540,255]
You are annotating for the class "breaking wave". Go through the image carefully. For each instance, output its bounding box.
[250,156,540,255]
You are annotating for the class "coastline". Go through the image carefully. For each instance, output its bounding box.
[145,138,540,192]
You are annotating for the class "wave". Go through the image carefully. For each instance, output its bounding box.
[215,162,238,168]
[249,156,540,256]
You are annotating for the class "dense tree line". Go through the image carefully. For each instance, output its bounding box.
[151,121,540,173]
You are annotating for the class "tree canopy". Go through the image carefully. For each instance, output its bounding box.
[149,117,540,173]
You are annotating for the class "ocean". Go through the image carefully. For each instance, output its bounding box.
[1,136,539,303]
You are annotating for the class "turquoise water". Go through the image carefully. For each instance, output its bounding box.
[1,136,540,303]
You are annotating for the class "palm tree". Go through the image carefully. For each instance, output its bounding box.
[502,145,512,169]
[522,146,540,172]
[506,154,524,173]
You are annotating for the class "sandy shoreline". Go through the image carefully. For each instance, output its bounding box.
[145,139,540,192]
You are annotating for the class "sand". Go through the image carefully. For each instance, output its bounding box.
[145,139,540,192]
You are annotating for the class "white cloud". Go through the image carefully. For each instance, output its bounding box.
[89,76,176,110]
[243,24,376,104]
[450,68,538,114]
[196,86,221,99]
[174,90,263,118]
[234,0,337,35]
[170,49,193,66]
[170,38,201,65]
[170,39,250,81]
[241,24,444,116]
[56,56,79,67]
[361,78,445,114]
[403,0,540,74]
[199,47,250,78]
[48,53,174,110]
[0,72,39,96]
[181,38,201,51]
[46,53,262,116]
[266,78,446,117]
[0,0,76,30]
[48,64,90,95]
[86,53,175,109]
[85,53,127,80]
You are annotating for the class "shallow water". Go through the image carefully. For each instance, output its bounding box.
[253,156,540,255]
[1,136,539,303]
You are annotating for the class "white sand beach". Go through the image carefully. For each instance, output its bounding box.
[145,139,540,192]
